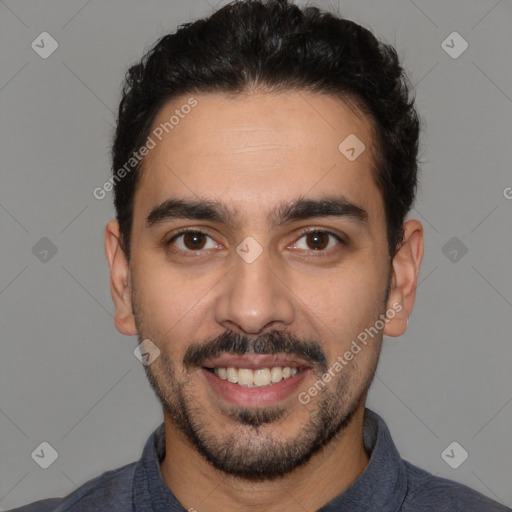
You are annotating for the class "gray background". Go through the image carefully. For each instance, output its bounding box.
[1,0,511,509]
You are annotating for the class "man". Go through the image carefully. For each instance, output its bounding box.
[10,0,510,510]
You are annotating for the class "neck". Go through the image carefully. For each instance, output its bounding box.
[159,403,370,512]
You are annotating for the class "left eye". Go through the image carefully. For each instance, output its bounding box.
[292,231,342,251]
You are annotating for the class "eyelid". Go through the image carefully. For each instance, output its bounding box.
[293,226,346,241]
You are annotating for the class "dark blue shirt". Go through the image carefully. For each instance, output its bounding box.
[8,409,510,511]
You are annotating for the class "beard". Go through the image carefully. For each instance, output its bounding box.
[139,326,382,481]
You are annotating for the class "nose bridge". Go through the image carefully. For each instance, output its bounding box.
[215,243,295,334]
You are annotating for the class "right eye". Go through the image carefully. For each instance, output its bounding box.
[165,229,221,254]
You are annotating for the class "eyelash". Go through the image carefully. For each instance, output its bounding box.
[164,227,345,257]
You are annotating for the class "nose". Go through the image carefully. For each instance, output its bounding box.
[214,246,295,335]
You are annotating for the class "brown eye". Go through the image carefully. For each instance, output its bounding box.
[305,231,330,250]
[167,230,218,253]
[291,230,344,253]
[182,232,207,250]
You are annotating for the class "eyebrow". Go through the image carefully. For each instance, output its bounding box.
[146,195,369,230]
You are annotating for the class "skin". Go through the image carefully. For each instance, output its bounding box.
[105,90,423,512]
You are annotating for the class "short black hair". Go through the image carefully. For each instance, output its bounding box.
[112,0,420,260]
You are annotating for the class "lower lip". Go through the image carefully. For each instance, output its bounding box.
[202,368,312,407]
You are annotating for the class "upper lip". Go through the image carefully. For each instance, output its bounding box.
[201,354,312,370]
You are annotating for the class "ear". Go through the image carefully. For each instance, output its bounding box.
[105,220,138,336]
[383,219,424,337]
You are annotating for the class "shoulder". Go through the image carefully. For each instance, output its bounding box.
[7,462,137,512]
[402,461,511,511]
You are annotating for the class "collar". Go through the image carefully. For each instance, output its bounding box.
[319,409,408,511]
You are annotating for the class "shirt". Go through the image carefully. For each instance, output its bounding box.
[8,408,511,511]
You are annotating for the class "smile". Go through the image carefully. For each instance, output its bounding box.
[205,366,303,387]
[200,355,313,407]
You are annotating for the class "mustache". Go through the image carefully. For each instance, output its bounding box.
[183,329,328,373]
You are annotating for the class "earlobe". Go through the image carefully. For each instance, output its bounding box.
[383,219,424,338]
[105,220,138,336]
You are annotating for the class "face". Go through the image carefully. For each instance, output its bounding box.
[109,91,407,479]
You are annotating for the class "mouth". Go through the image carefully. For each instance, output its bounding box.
[203,365,306,387]
[200,354,313,407]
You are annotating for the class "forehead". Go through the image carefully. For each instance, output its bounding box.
[135,91,383,229]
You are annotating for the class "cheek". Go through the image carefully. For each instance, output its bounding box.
[132,270,183,332]
[297,261,384,323]
[290,263,386,362]
[132,264,219,350]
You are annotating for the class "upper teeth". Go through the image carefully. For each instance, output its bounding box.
[214,366,299,387]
